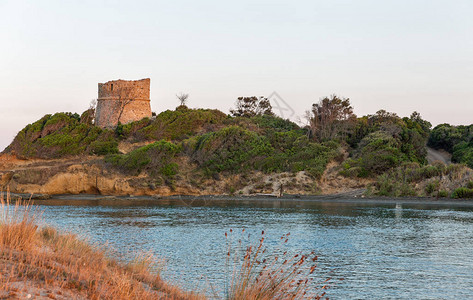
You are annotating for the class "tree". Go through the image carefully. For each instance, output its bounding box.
[176,93,189,107]
[116,87,134,125]
[230,96,273,117]
[80,99,96,125]
[308,95,355,142]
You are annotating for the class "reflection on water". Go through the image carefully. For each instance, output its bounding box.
[37,199,473,299]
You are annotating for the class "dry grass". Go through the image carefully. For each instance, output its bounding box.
[0,190,332,299]
[0,190,203,300]
[225,229,330,300]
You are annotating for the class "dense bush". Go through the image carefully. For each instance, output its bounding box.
[342,131,407,177]
[130,108,227,141]
[5,112,118,158]
[428,124,473,152]
[452,141,473,168]
[260,133,339,178]
[106,140,181,177]
[451,187,473,199]
[88,134,119,155]
[192,125,338,178]
[230,96,273,117]
[425,180,440,195]
[375,173,417,197]
[251,115,301,133]
[193,126,273,173]
[370,162,473,197]
[341,111,431,177]
[428,124,473,168]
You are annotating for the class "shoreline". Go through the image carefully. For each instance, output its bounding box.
[8,192,473,208]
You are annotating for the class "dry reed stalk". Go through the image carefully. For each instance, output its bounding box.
[225,229,330,300]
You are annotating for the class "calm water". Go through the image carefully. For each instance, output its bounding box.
[36,199,473,299]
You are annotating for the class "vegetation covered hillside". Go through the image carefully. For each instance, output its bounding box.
[3,95,473,198]
[428,123,473,168]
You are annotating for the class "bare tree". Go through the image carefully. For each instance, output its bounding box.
[116,87,134,124]
[80,99,97,125]
[176,93,189,107]
[230,96,273,117]
[90,99,97,110]
[308,95,355,142]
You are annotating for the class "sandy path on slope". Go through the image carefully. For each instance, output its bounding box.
[426,147,452,164]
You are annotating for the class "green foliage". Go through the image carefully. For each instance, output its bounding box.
[375,173,416,197]
[115,122,125,139]
[343,131,407,177]
[425,180,440,195]
[371,162,472,198]
[193,126,272,173]
[230,96,273,117]
[452,141,473,168]
[428,123,473,168]
[106,140,181,178]
[160,162,179,177]
[5,112,119,158]
[379,163,446,184]
[131,108,227,141]
[89,134,119,155]
[192,125,338,178]
[342,111,431,177]
[428,124,471,152]
[251,115,300,133]
[260,135,338,178]
[451,187,473,199]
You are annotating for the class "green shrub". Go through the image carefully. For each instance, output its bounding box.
[89,139,119,155]
[160,162,179,177]
[428,123,471,152]
[106,140,181,178]
[5,112,119,159]
[343,131,409,177]
[191,125,337,178]
[193,126,273,174]
[251,115,300,132]
[429,123,473,168]
[452,141,473,168]
[425,180,439,195]
[451,187,473,199]
[373,162,473,197]
[135,108,227,141]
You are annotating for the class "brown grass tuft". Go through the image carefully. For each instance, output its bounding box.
[0,190,203,300]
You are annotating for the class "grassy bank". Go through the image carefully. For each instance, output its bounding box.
[0,192,201,299]
[367,162,473,198]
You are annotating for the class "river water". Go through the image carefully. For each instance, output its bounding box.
[36,198,473,299]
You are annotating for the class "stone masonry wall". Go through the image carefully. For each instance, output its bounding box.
[95,78,152,128]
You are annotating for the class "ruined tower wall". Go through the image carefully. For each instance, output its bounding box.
[95,78,152,128]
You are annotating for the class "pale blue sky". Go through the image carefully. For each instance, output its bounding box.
[1,0,472,151]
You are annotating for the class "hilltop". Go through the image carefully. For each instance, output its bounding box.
[2,96,473,199]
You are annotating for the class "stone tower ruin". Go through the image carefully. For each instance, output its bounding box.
[95,78,152,128]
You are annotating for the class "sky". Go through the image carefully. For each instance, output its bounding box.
[1,0,472,151]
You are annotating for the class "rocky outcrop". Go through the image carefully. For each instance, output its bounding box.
[0,153,373,197]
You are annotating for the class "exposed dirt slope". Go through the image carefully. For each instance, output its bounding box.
[427,147,452,164]
[0,153,373,197]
